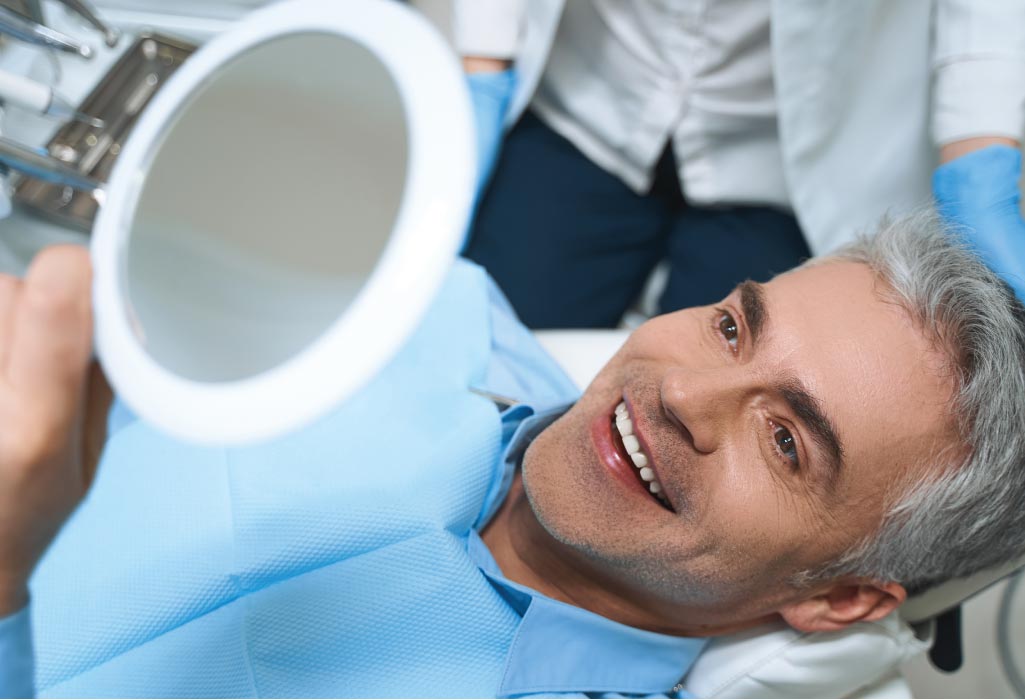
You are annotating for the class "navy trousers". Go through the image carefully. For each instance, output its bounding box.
[465,111,812,329]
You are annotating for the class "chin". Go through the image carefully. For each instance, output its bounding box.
[519,425,590,545]
[519,424,601,552]
[520,411,657,565]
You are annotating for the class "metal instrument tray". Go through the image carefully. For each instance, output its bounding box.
[14,32,195,232]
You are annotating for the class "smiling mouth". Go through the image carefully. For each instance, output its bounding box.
[612,402,673,511]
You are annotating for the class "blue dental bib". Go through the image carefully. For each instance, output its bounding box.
[29,261,528,697]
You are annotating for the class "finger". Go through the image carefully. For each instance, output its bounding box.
[0,273,21,370]
[81,361,112,488]
[6,246,93,427]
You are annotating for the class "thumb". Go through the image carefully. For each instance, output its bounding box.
[6,246,93,428]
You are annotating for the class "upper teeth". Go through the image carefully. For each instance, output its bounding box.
[615,401,669,505]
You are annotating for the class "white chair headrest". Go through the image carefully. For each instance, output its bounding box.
[900,554,1025,623]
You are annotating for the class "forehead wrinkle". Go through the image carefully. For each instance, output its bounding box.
[755,272,847,490]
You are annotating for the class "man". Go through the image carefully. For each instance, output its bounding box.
[1,212,1024,696]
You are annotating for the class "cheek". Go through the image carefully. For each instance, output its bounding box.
[520,413,595,514]
[579,349,635,402]
[686,452,819,575]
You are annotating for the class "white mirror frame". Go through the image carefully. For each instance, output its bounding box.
[92,0,475,444]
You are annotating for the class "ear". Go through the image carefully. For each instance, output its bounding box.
[778,581,907,633]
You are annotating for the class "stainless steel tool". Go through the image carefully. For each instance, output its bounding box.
[0,67,104,126]
[0,4,93,57]
[53,0,118,48]
[11,33,196,230]
[0,133,101,191]
[0,0,119,51]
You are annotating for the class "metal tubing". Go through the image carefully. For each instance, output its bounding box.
[0,5,93,57]
[0,134,102,192]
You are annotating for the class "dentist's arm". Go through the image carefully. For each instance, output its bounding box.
[0,246,107,698]
[932,0,1025,149]
[934,140,1025,300]
[931,0,1025,297]
[463,61,516,196]
[453,0,522,195]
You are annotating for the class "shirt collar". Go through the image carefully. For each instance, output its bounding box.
[468,532,706,697]
[475,401,573,529]
[470,402,707,697]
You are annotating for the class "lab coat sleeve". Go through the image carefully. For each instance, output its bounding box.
[452,0,526,59]
[0,607,34,698]
[932,0,1025,145]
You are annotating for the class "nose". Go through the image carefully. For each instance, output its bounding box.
[660,366,750,454]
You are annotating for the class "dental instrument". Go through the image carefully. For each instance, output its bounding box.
[4,0,119,48]
[0,68,103,126]
[0,133,101,192]
[0,4,92,58]
[50,0,118,48]
[14,34,195,231]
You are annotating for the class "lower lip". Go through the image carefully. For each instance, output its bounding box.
[589,408,659,503]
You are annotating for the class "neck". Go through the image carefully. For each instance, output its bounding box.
[481,474,777,637]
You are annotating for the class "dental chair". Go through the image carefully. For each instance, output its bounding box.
[534,329,1025,698]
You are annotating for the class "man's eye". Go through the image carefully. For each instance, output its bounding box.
[717,310,739,350]
[772,423,799,468]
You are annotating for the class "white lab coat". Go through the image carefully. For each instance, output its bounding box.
[454,0,1025,255]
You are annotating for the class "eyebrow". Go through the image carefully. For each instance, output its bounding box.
[778,378,846,485]
[737,280,846,483]
[738,280,767,345]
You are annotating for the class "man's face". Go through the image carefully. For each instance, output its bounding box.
[520,261,957,630]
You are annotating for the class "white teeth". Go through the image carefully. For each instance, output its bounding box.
[612,401,669,508]
[622,434,640,454]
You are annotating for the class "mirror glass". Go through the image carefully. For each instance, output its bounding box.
[124,32,408,382]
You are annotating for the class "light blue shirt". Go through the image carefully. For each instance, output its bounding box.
[0,261,706,698]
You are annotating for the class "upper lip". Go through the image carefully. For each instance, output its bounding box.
[622,396,678,513]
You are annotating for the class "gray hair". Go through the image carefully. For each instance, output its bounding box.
[804,210,1025,595]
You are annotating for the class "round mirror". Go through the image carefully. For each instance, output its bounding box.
[126,32,408,383]
[92,0,475,443]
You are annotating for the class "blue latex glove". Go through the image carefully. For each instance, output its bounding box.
[465,68,516,197]
[933,144,1025,300]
